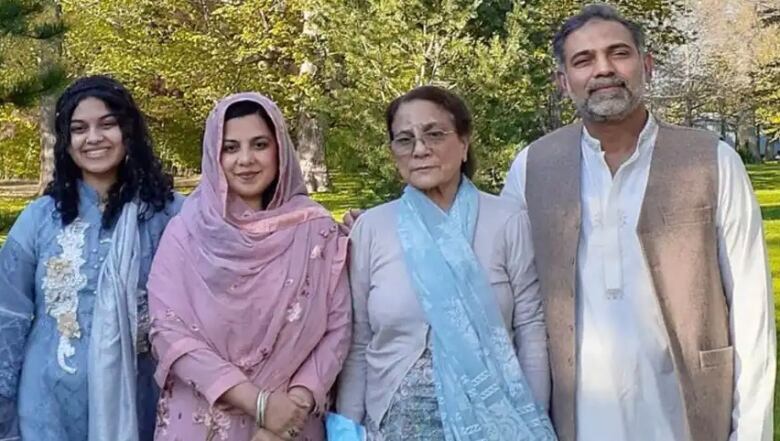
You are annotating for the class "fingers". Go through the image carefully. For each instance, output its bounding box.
[288,393,311,410]
[285,426,302,440]
[340,208,364,229]
[289,406,308,428]
[264,391,308,435]
[341,210,354,227]
[287,387,313,412]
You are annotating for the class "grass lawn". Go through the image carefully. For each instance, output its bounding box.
[0,173,382,244]
[1,164,779,436]
[747,162,780,439]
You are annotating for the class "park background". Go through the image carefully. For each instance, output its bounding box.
[2,0,780,437]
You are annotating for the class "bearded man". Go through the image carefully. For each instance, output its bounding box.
[501,4,775,441]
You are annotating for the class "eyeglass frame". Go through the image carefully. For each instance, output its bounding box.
[389,128,457,155]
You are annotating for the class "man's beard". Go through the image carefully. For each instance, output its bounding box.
[572,75,645,122]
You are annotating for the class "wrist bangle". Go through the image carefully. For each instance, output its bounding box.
[255,390,269,428]
[261,391,269,427]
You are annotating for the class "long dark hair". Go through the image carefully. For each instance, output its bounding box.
[45,75,174,228]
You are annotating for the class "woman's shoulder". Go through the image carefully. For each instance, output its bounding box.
[353,199,401,233]
[475,190,531,241]
[290,197,339,230]
[13,195,57,228]
[26,194,57,211]
[168,192,186,214]
[157,212,187,242]
[158,191,186,218]
[477,191,522,220]
[364,199,400,219]
[142,192,186,227]
[5,196,58,252]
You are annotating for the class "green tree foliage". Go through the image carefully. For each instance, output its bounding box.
[0,104,39,178]
[314,0,684,194]
[0,0,66,106]
[62,0,313,174]
[754,61,780,142]
[2,0,732,193]
[653,0,780,157]
[755,2,780,142]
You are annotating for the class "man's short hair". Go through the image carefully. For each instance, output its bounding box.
[553,4,646,67]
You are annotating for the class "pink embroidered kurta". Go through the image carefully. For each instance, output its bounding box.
[147,93,351,441]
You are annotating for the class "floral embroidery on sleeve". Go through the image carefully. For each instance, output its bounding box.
[41,219,88,374]
[193,405,231,441]
[156,377,174,435]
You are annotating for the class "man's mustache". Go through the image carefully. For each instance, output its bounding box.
[587,77,627,94]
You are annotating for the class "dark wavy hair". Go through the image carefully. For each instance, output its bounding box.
[385,85,476,178]
[45,75,174,228]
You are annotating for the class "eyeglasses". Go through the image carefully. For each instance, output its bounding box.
[390,129,455,155]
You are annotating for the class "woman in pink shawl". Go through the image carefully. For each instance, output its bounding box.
[147,93,351,441]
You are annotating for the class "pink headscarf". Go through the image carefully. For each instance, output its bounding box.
[148,93,347,405]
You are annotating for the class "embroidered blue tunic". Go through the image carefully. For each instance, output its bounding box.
[0,182,182,441]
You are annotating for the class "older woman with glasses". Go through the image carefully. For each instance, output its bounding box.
[336,85,557,441]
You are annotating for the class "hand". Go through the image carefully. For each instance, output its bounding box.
[213,401,243,416]
[341,208,363,230]
[252,427,286,441]
[287,386,314,413]
[263,391,308,439]
[218,382,262,417]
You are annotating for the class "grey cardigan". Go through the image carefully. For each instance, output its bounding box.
[336,191,550,426]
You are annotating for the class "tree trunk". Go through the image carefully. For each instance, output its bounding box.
[547,88,563,131]
[36,0,62,195]
[38,94,57,194]
[736,108,760,163]
[297,109,329,192]
[747,113,761,163]
[295,10,329,193]
[543,73,564,132]
[684,95,694,127]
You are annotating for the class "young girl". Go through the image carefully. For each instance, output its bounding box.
[0,75,182,441]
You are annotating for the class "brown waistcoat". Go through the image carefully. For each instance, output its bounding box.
[525,120,732,441]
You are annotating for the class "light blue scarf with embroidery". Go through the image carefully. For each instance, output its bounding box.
[397,177,557,441]
[88,202,141,441]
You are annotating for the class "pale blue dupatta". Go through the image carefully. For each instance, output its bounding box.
[396,177,556,441]
[88,202,142,441]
